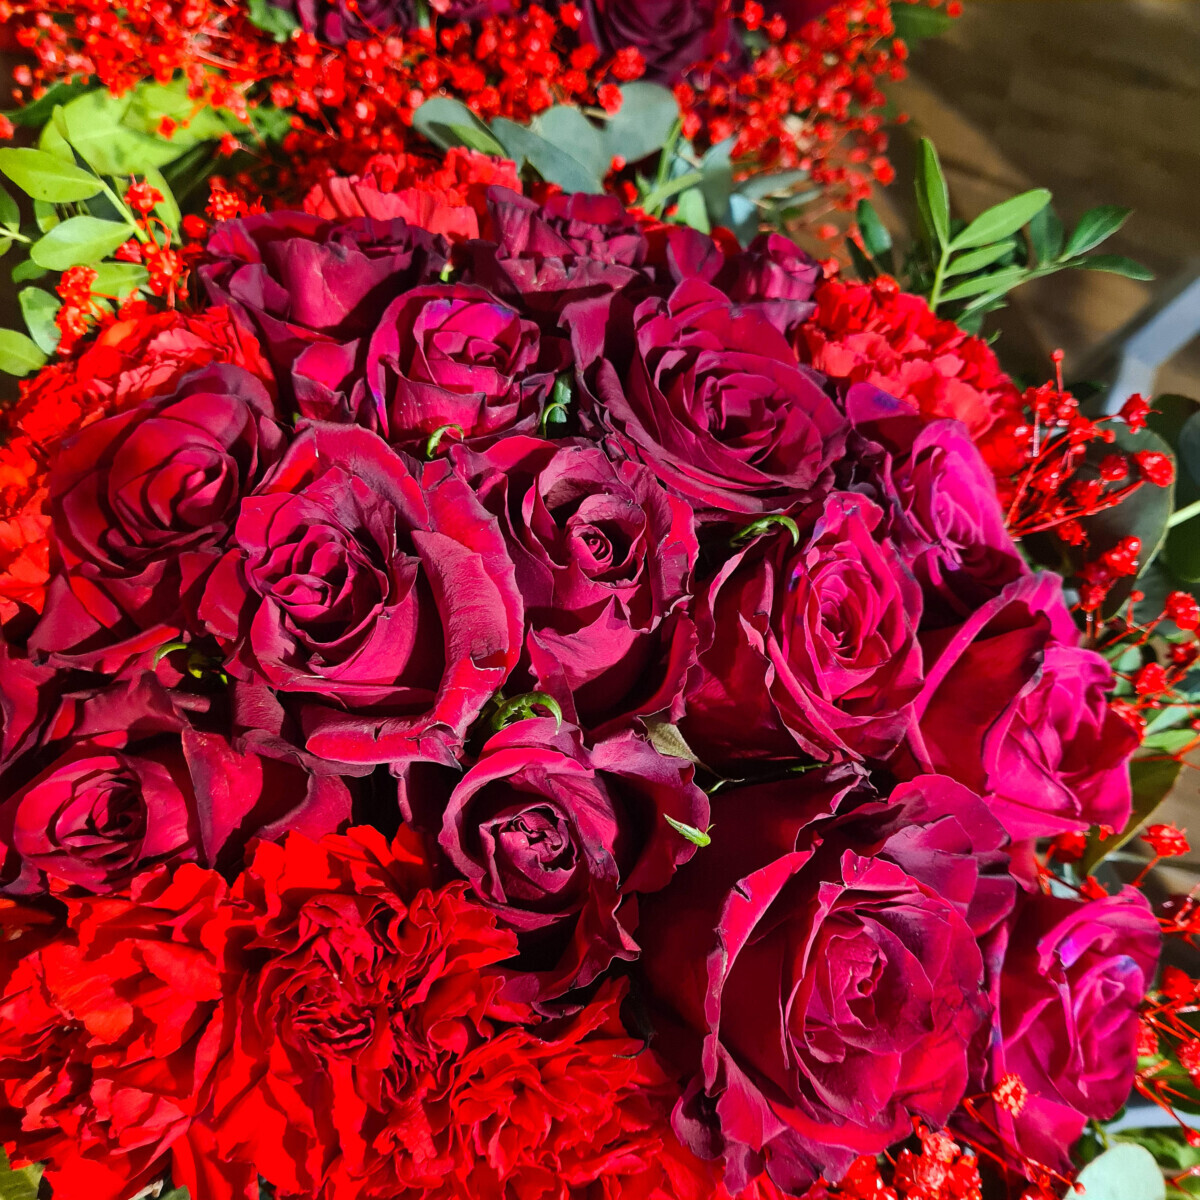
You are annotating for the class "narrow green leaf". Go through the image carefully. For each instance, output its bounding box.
[31,215,132,271]
[855,199,892,260]
[846,236,878,282]
[665,815,711,848]
[938,265,1028,302]
[19,287,61,355]
[1063,205,1132,258]
[0,328,48,377]
[948,187,1051,250]
[944,239,1015,276]
[1,81,91,128]
[142,165,181,233]
[1029,203,1064,264]
[1073,254,1155,281]
[914,137,950,248]
[734,167,810,203]
[0,147,102,203]
[0,184,18,233]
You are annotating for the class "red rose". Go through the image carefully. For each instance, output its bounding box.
[199,421,523,769]
[639,769,998,1192]
[683,492,923,767]
[576,278,849,520]
[32,365,288,670]
[438,717,709,999]
[458,436,699,733]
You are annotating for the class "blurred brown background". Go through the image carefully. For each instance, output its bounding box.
[882,0,1200,393]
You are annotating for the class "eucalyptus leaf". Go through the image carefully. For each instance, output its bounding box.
[949,188,1051,250]
[531,106,610,180]
[914,137,950,248]
[1074,254,1155,281]
[0,147,102,204]
[0,184,18,234]
[674,187,711,233]
[412,96,505,156]
[944,240,1016,276]
[490,119,604,194]
[30,215,132,271]
[735,168,810,203]
[598,82,680,165]
[1068,1143,1165,1200]
[939,265,1028,303]
[1064,205,1132,257]
[698,137,735,230]
[19,287,61,355]
[0,328,48,377]
[1029,203,1065,264]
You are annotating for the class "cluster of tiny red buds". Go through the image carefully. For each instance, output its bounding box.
[891,1123,983,1200]
[53,265,102,354]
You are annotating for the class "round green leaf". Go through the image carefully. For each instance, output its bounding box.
[59,88,186,175]
[0,329,48,377]
[598,82,680,165]
[1068,1144,1164,1200]
[490,119,603,194]
[411,97,506,157]
[31,215,133,271]
[531,105,609,180]
[0,147,102,203]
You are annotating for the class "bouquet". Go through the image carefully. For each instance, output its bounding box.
[0,5,1199,1200]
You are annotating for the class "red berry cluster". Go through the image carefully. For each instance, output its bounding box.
[0,0,955,234]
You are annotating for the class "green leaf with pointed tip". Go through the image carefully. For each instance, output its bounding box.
[31,215,132,271]
[0,1150,41,1200]
[854,199,892,261]
[0,184,18,234]
[1029,203,1065,264]
[91,261,150,300]
[948,188,1051,250]
[0,147,102,203]
[12,258,49,283]
[0,329,48,377]
[19,287,60,355]
[665,815,711,848]
[944,240,1016,276]
[674,187,711,233]
[914,137,950,248]
[1064,205,1132,258]
[938,265,1028,303]
[1073,253,1155,281]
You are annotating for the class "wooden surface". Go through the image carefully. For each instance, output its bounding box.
[891,0,1200,392]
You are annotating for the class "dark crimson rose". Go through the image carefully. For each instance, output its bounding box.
[989,888,1160,1170]
[683,492,923,767]
[366,283,557,451]
[639,768,994,1192]
[845,387,1026,618]
[275,0,512,43]
[663,228,821,335]
[31,365,287,668]
[910,572,1137,839]
[577,0,744,85]
[577,279,848,519]
[439,718,709,998]
[463,187,650,317]
[0,725,349,893]
[199,421,522,769]
[0,641,57,776]
[457,437,698,731]
[201,212,445,424]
